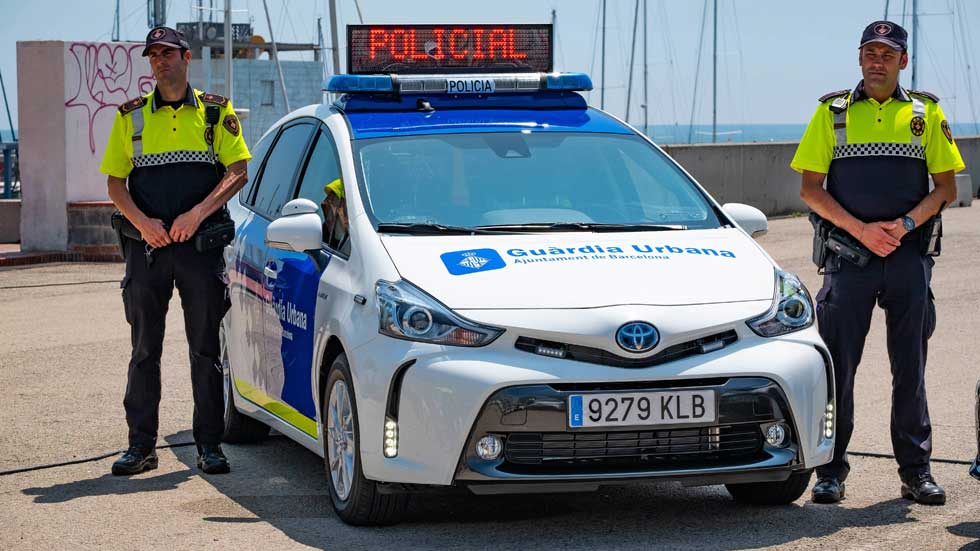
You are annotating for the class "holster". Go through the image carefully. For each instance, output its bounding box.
[110,211,143,256]
[809,212,833,274]
[826,229,871,268]
[919,214,942,257]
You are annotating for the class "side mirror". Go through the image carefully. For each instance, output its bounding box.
[722,203,768,238]
[265,198,323,252]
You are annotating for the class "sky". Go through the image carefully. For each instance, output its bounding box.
[1,0,979,134]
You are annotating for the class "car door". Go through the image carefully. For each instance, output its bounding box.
[262,125,348,436]
[242,120,317,417]
[226,129,277,396]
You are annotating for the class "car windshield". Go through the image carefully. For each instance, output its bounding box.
[354,132,721,231]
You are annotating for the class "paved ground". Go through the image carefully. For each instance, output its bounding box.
[1,207,978,550]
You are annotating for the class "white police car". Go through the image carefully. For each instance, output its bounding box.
[220,24,834,525]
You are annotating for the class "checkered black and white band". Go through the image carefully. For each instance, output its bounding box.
[832,142,925,160]
[132,150,218,168]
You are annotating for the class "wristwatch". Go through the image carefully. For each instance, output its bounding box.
[901,215,916,232]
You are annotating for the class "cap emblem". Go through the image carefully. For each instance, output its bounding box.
[874,23,892,36]
[150,28,166,39]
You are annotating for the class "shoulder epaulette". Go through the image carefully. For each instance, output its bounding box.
[199,92,229,108]
[908,89,940,103]
[818,89,850,103]
[118,96,147,115]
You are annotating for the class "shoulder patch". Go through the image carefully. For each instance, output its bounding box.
[908,89,940,103]
[818,89,850,103]
[200,92,229,108]
[118,96,147,115]
[223,114,240,136]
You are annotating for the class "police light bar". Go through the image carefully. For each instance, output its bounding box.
[348,24,553,74]
[324,72,593,95]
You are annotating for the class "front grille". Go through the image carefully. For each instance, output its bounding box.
[514,330,738,369]
[502,423,764,473]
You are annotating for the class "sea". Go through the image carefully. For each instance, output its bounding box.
[636,122,980,145]
[1,122,978,146]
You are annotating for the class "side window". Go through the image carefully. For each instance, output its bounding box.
[240,130,276,206]
[296,129,349,255]
[252,122,315,219]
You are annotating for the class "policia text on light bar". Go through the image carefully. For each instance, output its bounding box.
[347,24,553,74]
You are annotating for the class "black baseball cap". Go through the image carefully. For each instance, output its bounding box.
[859,20,908,51]
[142,26,190,56]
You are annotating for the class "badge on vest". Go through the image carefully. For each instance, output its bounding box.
[941,120,953,144]
[910,116,926,137]
[223,114,240,136]
[204,126,214,145]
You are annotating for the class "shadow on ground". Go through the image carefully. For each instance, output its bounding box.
[99,433,926,550]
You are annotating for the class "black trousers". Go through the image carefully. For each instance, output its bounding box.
[815,240,937,481]
[120,238,230,449]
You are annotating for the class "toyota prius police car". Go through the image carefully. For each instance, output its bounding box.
[221,24,835,525]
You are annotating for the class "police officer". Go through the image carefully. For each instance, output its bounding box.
[792,21,965,504]
[99,27,251,475]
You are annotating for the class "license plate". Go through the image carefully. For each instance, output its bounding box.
[446,77,495,94]
[568,390,716,428]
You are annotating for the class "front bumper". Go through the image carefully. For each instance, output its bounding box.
[456,377,802,488]
[354,325,834,486]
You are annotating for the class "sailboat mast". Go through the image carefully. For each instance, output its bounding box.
[601,0,606,110]
[911,0,918,89]
[643,0,648,135]
[712,0,717,143]
[626,0,639,123]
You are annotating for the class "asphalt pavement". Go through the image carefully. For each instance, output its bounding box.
[1,207,978,550]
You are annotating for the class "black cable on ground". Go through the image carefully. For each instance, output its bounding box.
[0,280,118,290]
[849,450,973,466]
[0,442,196,477]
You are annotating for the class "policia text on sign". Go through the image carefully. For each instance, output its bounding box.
[99,26,251,477]
[791,20,965,506]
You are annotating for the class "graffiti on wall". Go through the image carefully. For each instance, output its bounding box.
[65,42,155,154]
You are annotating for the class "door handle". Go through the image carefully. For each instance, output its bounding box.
[263,265,279,280]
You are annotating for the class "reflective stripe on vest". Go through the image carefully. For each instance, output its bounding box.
[131,108,144,157]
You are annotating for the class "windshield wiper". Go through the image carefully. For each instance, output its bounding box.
[474,222,688,233]
[377,223,503,235]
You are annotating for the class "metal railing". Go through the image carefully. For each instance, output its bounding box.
[1,142,18,199]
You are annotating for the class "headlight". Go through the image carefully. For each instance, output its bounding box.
[747,269,814,337]
[376,279,504,346]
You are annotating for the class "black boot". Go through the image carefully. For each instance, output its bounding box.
[970,454,980,481]
[197,444,230,474]
[111,446,158,476]
[811,477,845,504]
[901,472,946,505]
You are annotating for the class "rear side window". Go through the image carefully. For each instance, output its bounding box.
[252,122,315,219]
[239,131,276,206]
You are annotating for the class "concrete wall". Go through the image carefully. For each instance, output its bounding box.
[17,40,152,251]
[662,136,980,216]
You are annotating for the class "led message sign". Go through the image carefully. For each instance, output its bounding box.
[348,24,553,74]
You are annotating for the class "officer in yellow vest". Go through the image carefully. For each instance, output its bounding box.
[99,27,251,476]
[792,21,965,505]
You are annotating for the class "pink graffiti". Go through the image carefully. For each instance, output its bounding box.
[64,42,155,154]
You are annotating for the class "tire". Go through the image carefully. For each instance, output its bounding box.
[220,328,271,443]
[725,469,813,505]
[323,353,407,526]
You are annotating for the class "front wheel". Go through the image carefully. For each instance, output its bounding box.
[323,353,407,525]
[725,469,813,505]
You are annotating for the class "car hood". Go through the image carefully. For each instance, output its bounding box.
[379,229,775,309]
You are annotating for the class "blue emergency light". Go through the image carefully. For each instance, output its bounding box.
[323,72,592,94]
